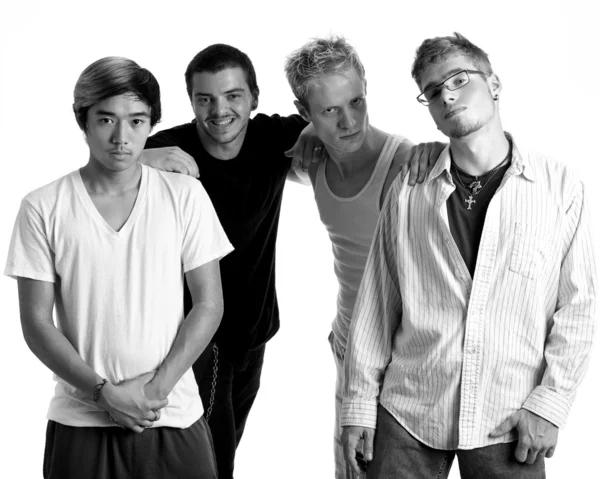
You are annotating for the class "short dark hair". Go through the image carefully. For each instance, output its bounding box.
[184,44,259,108]
[411,32,493,89]
[73,56,161,132]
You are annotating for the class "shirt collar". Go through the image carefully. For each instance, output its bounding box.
[506,133,536,182]
[426,132,536,184]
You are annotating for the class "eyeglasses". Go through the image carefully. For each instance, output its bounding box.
[417,69,486,106]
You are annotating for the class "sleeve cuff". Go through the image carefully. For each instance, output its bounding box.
[183,244,234,273]
[340,399,378,429]
[521,386,573,428]
[4,267,56,283]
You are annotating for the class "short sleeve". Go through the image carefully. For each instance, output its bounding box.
[181,181,234,272]
[4,198,57,282]
[270,114,308,152]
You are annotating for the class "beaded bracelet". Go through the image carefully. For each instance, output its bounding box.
[92,378,108,403]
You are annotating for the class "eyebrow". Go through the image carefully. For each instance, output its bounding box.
[94,109,151,118]
[422,68,464,92]
[194,87,246,98]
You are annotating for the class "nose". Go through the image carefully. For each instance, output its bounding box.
[211,96,228,117]
[338,109,356,130]
[440,86,457,104]
[112,121,129,145]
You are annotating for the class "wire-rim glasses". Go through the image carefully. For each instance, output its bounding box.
[417,69,486,106]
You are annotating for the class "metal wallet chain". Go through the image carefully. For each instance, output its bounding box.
[206,344,219,422]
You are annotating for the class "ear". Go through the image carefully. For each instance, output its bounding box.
[294,100,311,122]
[251,94,259,111]
[488,73,502,100]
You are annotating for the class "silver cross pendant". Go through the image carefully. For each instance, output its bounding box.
[465,195,476,210]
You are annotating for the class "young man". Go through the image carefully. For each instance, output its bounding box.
[5,57,233,479]
[284,36,443,479]
[139,44,310,479]
[341,33,596,478]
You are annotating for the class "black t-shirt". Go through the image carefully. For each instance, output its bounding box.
[145,113,307,360]
[447,143,512,277]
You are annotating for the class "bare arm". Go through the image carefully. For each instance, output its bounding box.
[145,259,224,399]
[17,278,167,432]
[18,277,105,396]
[284,122,325,185]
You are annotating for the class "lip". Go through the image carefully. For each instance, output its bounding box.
[444,107,466,119]
[208,117,235,129]
[108,150,132,156]
[340,130,361,140]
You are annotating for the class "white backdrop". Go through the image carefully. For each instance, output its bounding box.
[0,1,598,477]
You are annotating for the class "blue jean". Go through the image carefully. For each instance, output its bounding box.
[367,406,545,479]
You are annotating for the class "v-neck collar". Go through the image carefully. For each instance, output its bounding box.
[72,165,149,239]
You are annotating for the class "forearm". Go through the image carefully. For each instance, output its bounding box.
[23,319,103,396]
[151,300,223,397]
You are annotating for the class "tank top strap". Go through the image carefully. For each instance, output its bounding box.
[369,135,407,208]
[370,135,406,187]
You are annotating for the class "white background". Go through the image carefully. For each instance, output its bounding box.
[0,1,598,477]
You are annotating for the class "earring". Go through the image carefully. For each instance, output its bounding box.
[493,95,499,101]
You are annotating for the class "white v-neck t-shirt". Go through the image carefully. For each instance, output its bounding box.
[5,165,233,428]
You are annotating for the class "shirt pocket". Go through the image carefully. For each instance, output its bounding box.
[509,222,544,279]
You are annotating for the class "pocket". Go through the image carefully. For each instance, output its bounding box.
[509,222,543,279]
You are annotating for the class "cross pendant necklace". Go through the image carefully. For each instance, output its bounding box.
[464,195,476,210]
[452,158,508,211]
[450,142,512,211]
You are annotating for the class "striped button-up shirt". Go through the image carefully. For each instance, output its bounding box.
[341,137,596,449]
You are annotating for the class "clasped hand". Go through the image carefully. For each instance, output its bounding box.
[97,372,169,433]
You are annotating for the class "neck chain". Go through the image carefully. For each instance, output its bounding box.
[451,151,511,210]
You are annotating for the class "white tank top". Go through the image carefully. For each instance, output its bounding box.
[315,135,407,351]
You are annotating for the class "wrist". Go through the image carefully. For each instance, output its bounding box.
[95,381,117,410]
[146,373,170,399]
[92,378,108,403]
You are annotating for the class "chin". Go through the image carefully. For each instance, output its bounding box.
[448,121,484,139]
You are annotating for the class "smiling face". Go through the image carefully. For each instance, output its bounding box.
[296,67,368,156]
[419,54,501,139]
[85,93,152,172]
[190,66,256,153]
